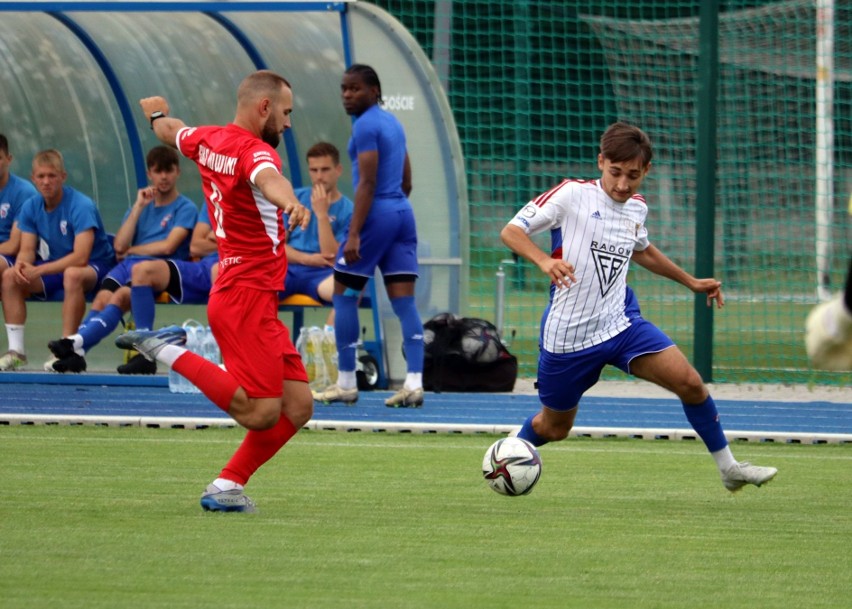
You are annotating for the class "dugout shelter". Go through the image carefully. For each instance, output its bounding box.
[0,0,468,383]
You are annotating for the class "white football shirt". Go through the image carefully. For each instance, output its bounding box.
[508,179,650,353]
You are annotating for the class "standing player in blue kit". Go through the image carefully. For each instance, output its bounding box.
[313,64,426,408]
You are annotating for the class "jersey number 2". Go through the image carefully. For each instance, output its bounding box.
[210,181,226,239]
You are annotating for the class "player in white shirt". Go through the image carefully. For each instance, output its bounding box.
[501,122,777,492]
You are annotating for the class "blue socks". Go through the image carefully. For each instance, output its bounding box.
[683,396,729,452]
[79,304,124,350]
[517,414,548,447]
[390,296,424,373]
[332,293,360,372]
[130,286,155,331]
[517,396,728,452]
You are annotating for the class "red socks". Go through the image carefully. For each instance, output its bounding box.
[172,352,239,412]
[172,351,299,486]
[221,415,298,485]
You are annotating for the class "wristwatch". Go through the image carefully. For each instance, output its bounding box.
[149,111,167,129]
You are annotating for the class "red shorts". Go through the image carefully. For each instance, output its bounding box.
[207,286,308,398]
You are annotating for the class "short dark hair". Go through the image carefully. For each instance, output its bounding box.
[306,141,340,165]
[0,134,8,155]
[146,145,180,172]
[237,69,292,106]
[344,64,383,102]
[600,122,653,166]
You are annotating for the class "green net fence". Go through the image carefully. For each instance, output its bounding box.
[372,0,852,385]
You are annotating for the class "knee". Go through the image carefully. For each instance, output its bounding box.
[227,393,275,430]
[677,372,709,404]
[91,290,113,309]
[534,415,571,442]
[280,386,313,428]
[242,409,280,431]
[1,267,13,287]
[287,397,314,428]
[62,267,87,290]
[131,263,154,285]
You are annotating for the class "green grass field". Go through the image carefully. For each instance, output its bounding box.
[1,427,849,609]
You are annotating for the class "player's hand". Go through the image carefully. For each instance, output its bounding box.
[311,183,331,217]
[304,252,334,268]
[284,201,311,232]
[139,96,170,118]
[694,278,724,308]
[343,234,361,265]
[134,187,155,209]
[12,261,38,285]
[539,258,575,289]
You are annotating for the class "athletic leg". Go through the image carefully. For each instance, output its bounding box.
[517,407,578,446]
[384,279,426,407]
[200,314,313,512]
[313,272,364,403]
[218,379,313,485]
[130,260,171,330]
[61,266,98,337]
[630,346,777,491]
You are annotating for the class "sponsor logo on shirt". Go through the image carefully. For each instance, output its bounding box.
[591,210,602,220]
[253,151,275,163]
[590,240,630,297]
[220,256,243,268]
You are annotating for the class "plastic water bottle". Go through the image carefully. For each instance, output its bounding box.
[305,327,319,389]
[169,324,193,394]
[296,327,314,383]
[202,326,221,364]
[167,361,185,393]
[169,320,204,394]
[322,325,338,385]
[307,326,327,390]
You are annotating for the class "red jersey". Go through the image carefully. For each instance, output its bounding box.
[176,123,287,292]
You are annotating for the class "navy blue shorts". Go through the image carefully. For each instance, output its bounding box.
[537,318,675,411]
[166,258,216,304]
[36,259,113,301]
[102,257,156,289]
[281,264,333,303]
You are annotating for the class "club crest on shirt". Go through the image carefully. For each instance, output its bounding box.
[60,220,68,236]
[590,241,630,297]
[0,203,9,219]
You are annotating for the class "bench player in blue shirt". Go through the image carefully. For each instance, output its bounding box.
[0,149,114,370]
[46,146,197,372]
[280,141,353,318]
[0,133,38,273]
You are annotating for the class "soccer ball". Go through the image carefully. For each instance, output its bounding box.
[482,437,542,496]
[460,323,502,363]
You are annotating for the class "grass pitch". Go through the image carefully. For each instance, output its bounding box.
[1,426,849,609]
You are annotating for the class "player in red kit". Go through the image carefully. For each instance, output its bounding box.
[117,70,312,512]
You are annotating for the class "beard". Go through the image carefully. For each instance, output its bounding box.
[260,122,281,148]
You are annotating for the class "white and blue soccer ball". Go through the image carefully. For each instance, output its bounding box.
[482,437,542,496]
